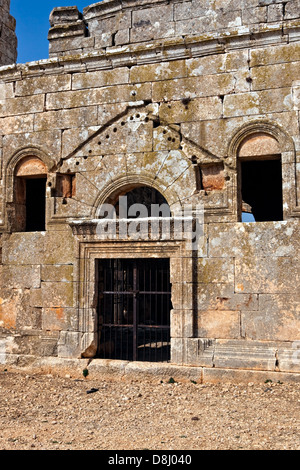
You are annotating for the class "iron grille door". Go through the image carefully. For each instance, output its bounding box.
[97,258,172,362]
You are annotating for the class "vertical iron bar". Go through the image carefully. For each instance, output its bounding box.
[143,262,146,361]
[133,260,137,361]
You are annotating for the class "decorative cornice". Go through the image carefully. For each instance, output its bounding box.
[1,20,299,81]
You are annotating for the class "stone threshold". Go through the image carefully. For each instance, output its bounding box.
[2,356,300,385]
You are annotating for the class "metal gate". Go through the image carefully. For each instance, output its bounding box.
[97,258,172,362]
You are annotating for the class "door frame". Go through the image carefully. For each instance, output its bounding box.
[97,258,172,362]
[70,238,194,362]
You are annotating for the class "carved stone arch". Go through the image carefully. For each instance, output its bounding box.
[92,174,182,219]
[4,147,54,232]
[228,120,296,165]
[228,120,297,220]
[5,147,54,203]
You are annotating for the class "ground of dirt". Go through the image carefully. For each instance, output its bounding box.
[0,369,299,451]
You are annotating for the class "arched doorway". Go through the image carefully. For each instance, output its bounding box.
[96,185,172,362]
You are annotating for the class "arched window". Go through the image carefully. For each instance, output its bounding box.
[115,186,170,219]
[14,157,47,231]
[238,133,283,222]
[98,185,171,219]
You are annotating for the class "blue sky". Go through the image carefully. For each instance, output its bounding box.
[11,0,91,63]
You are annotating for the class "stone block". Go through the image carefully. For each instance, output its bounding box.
[152,73,238,102]
[115,28,130,46]
[198,258,235,284]
[49,36,95,55]
[13,333,44,357]
[72,67,129,90]
[250,42,300,67]
[171,282,195,310]
[251,61,300,90]
[267,3,284,21]
[41,265,73,282]
[39,337,58,357]
[284,0,300,20]
[40,281,74,309]
[131,21,176,43]
[49,6,82,26]
[42,307,75,332]
[0,288,28,330]
[0,94,45,118]
[243,6,267,24]
[212,339,277,371]
[186,55,225,76]
[155,151,196,199]
[203,367,300,384]
[30,288,43,308]
[175,15,214,36]
[197,310,241,339]
[235,256,299,294]
[170,337,184,364]
[16,304,42,331]
[34,106,98,131]
[241,294,300,341]
[97,102,129,127]
[158,96,223,124]
[197,283,259,311]
[46,83,152,110]
[3,129,62,162]
[48,21,86,40]
[208,221,300,258]
[173,337,215,367]
[0,114,34,135]
[0,265,41,289]
[0,82,14,100]
[2,231,74,266]
[174,1,192,21]
[132,4,173,28]
[153,125,181,151]
[171,309,194,338]
[277,342,300,372]
[57,331,82,358]
[225,50,250,71]
[223,88,293,117]
[88,358,129,378]
[130,59,187,83]
[170,256,195,284]
[15,74,71,97]
[86,10,132,36]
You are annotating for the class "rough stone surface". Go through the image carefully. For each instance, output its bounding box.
[0,0,299,380]
[0,0,17,66]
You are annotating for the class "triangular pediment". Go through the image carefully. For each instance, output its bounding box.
[60,102,221,167]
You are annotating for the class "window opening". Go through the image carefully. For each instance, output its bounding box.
[240,158,283,222]
[13,157,48,232]
[25,178,47,231]
[113,186,170,219]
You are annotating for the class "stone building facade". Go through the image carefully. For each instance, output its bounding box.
[0,0,299,379]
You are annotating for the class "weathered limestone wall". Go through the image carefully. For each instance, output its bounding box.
[0,0,299,376]
[48,0,300,57]
[0,0,17,65]
[172,220,300,373]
